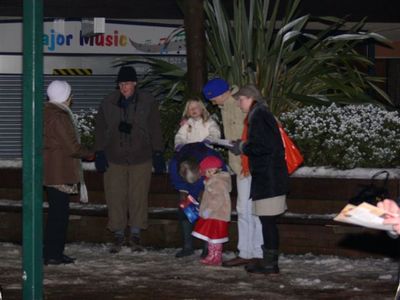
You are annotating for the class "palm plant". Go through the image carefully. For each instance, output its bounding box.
[204,0,393,115]
[114,56,187,101]
[115,0,393,157]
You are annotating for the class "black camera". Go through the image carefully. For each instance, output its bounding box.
[118,121,132,134]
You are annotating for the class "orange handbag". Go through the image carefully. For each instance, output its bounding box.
[278,124,304,174]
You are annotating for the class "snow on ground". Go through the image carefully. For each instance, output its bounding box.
[0,242,399,300]
[1,159,400,179]
[291,166,400,179]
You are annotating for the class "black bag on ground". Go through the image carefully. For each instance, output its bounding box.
[348,170,389,206]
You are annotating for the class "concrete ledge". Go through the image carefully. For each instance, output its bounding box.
[1,167,400,258]
[1,199,398,258]
[0,199,337,226]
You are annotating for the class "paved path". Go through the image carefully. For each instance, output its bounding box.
[1,243,398,299]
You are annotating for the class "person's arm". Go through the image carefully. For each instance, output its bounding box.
[378,199,400,234]
[205,119,221,142]
[56,113,92,159]
[94,103,107,152]
[93,102,109,172]
[168,157,190,193]
[242,109,276,157]
[174,123,189,149]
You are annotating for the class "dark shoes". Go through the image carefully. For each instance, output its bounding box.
[128,235,145,252]
[245,260,279,274]
[222,256,254,267]
[61,254,76,264]
[175,247,195,258]
[110,233,145,253]
[175,244,207,258]
[245,248,280,275]
[109,234,125,254]
[44,254,75,266]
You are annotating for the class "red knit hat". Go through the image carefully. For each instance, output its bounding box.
[199,156,223,175]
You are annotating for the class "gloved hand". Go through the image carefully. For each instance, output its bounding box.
[152,151,166,174]
[228,139,243,156]
[95,151,109,173]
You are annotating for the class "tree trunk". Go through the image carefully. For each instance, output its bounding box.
[184,0,206,95]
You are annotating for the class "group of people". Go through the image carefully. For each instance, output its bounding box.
[168,78,288,274]
[43,66,164,264]
[42,65,400,275]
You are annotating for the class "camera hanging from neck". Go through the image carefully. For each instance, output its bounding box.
[118,93,137,146]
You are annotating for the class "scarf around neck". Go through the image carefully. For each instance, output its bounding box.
[240,115,250,177]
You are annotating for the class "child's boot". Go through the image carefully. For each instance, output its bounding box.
[201,243,222,266]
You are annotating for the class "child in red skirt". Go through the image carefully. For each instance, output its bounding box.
[192,156,232,266]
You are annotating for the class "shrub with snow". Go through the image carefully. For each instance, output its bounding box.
[74,108,97,149]
[280,104,400,169]
[73,104,400,169]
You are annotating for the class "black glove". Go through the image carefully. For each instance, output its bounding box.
[152,151,166,174]
[229,139,243,156]
[95,151,109,173]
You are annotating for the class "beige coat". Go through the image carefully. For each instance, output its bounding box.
[43,103,92,185]
[199,171,232,222]
[220,95,246,175]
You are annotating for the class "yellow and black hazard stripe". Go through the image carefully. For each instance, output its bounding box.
[53,68,92,76]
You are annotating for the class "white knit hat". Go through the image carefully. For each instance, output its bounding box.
[47,80,72,103]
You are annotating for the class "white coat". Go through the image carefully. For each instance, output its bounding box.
[174,117,221,148]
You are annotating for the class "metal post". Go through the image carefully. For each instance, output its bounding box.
[22,0,44,299]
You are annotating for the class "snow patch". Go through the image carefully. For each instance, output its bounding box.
[1,158,399,179]
[0,243,398,299]
[293,278,321,286]
[292,166,400,179]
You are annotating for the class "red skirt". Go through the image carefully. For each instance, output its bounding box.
[192,217,229,244]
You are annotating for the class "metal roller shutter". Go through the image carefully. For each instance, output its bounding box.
[0,75,117,159]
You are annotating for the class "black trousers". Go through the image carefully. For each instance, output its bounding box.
[259,215,279,250]
[178,207,193,249]
[43,187,70,260]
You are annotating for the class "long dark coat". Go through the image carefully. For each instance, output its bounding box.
[242,101,289,201]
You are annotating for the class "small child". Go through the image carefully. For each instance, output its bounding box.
[192,156,232,266]
[174,97,221,151]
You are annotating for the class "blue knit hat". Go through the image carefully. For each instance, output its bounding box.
[202,78,229,100]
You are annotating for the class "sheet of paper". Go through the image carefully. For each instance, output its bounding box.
[334,202,394,231]
[211,139,233,147]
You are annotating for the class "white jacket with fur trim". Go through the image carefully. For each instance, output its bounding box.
[174,117,221,148]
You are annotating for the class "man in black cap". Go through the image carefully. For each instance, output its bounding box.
[94,66,165,253]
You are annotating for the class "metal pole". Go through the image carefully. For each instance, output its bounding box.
[22,0,44,299]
